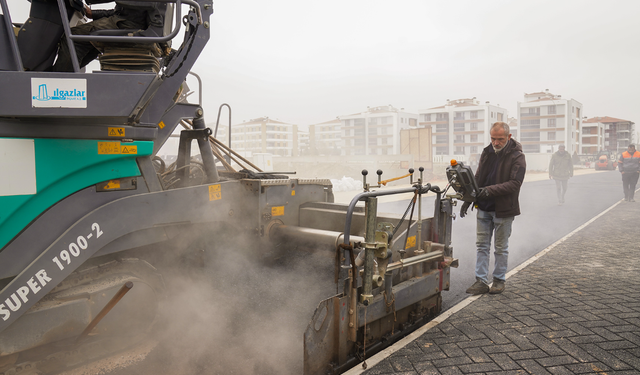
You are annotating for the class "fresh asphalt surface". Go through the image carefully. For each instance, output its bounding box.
[376,169,624,312]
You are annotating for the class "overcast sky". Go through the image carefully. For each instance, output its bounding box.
[9,0,640,131]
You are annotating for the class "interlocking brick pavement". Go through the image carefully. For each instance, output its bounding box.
[357,199,640,375]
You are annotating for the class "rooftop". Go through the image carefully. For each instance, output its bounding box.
[584,116,633,124]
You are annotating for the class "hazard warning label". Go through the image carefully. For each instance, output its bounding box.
[108,127,125,137]
[271,206,284,217]
[120,145,138,154]
[104,180,121,189]
[98,142,120,154]
[98,142,138,155]
[209,184,221,201]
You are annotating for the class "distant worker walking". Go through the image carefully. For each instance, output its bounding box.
[459,122,526,295]
[548,145,573,205]
[618,144,640,202]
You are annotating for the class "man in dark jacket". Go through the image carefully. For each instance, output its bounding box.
[53,1,166,72]
[548,145,573,205]
[618,144,640,202]
[460,122,526,295]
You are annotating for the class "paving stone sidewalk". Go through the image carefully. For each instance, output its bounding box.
[362,200,640,375]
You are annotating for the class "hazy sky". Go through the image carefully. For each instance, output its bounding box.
[9,0,640,130]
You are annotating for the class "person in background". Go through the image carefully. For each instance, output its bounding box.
[548,145,573,205]
[460,122,526,295]
[618,144,640,202]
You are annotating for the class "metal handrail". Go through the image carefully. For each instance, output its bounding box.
[0,0,24,70]
[214,103,232,163]
[55,0,199,72]
[342,183,432,246]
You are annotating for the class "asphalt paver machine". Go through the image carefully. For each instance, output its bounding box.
[0,1,459,373]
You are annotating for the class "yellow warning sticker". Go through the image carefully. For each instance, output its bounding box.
[108,127,125,137]
[271,206,284,216]
[209,184,221,201]
[120,145,138,154]
[291,190,296,196]
[98,142,120,154]
[158,121,165,129]
[104,180,121,189]
[406,235,416,249]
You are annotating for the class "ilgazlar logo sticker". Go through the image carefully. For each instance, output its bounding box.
[31,78,87,108]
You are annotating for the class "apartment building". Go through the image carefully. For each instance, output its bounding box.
[418,98,508,158]
[217,116,299,157]
[297,128,310,156]
[507,117,519,140]
[339,105,417,156]
[582,116,635,154]
[308,118,341,156]
[517,90,582,154]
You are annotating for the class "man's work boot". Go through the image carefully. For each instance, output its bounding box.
[489,278,505,294]
[466,280,489,295]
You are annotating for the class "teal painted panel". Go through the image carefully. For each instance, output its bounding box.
[0,139,153,250]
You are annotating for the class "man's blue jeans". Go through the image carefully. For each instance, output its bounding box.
[475,209,514,284]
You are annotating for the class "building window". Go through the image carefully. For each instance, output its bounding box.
[523,144,540,153]
[548,105,556,114]
[470,134,478,142]
[436,135,448,144]
[435,146,449,155]
[454,146,465,155]
[497,113,503,121]
[455,135,464,143]
[521,119,540,129]
[548,118,556,127]
[521,131,540,142]
[454,123,465,132]
[369,117,378,125]
[435,124,448,133]
[548,132,556,140]
[470,111,478,119]
[470,146,478,154]
[436,113,448,121]
[521,108,540,117]
[470,122,478,131]
[422,114,431,122]
[454,112,465,120]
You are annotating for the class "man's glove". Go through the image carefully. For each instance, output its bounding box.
[460,201,472,218]
[477,187,490,199]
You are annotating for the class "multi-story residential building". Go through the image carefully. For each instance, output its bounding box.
[339,105,417,156]
[507,117,519,141]
[217,117,299,157]
[297,128,310,156]
[517,90,582,154]
[418,98,508,158]
[580,117,606,155]
[308,118,341,156]
[582,116,635,154]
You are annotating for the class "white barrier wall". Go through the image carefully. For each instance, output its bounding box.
[524,153,553,172]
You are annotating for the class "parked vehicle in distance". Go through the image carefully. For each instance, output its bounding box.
[594,151,617,170]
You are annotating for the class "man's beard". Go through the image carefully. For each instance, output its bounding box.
[493,144,504,152]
